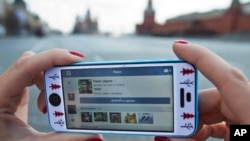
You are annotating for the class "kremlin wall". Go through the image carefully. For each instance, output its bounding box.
[136,0,250,36]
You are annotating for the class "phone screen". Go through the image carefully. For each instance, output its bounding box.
[61,63,174,132]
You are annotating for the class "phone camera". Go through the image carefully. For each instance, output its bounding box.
[49,93,61,107]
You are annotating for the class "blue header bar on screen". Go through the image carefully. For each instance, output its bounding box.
[61,66,173,77]
[80,97,171,104]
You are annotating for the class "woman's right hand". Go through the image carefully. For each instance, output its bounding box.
[155,41,250,141]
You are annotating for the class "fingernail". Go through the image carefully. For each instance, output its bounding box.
[69,51,85,58]
[42,106,47,114]
[174,40,189,44]
[85,138,103,141]
[154,136,170,141]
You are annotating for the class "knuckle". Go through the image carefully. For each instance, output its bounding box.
[229,67,247,81]
[13,52,35,69]
[217,66,248,90]
[14,55,31,69]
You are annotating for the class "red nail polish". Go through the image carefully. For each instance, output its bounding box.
[42,106,47,114]
[69,51,85,58]
[85,138,103,141]
[154,136,170,141]
[174,40,189,44]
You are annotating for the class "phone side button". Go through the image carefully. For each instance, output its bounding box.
[186,92,191,102]
[180,88,185,108]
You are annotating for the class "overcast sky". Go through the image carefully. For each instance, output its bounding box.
[24,0,250,34]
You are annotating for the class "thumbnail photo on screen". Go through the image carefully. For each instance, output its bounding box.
[78,79,93,94]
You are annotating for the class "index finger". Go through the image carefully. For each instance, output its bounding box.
[1,49,84,95]
[173,43,247,88]
[173,43,250,123]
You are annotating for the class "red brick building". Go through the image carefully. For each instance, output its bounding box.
[136,0,250,36]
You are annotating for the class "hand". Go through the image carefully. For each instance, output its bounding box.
[0,49,103,141]
[155,41,250,141]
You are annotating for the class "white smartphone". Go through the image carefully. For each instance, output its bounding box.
[44,59,198,137]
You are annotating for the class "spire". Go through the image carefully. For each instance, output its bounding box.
[148,0,152,10]
[85,8,91,20]
[231,0,241,7]
[145,0,153,12]
[228,0,242,32]
[230,0,242,10]
[13,0,26,10]
[232,0,240,5]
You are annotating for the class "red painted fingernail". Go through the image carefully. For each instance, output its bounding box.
[174,40,189,44]
[154,136,170,141]
[42,106,47,114]
[85,138,103,141]
[69,51,85,58]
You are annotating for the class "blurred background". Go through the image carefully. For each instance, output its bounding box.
[0,0,250,141]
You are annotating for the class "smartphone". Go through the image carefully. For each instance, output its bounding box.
[44,59,198,137]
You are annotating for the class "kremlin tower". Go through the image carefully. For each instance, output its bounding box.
[136,0,156,35]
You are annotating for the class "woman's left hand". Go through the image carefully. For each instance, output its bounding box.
[0,49,103,141]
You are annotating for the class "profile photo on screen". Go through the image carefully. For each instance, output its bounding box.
[78,79,93,94]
